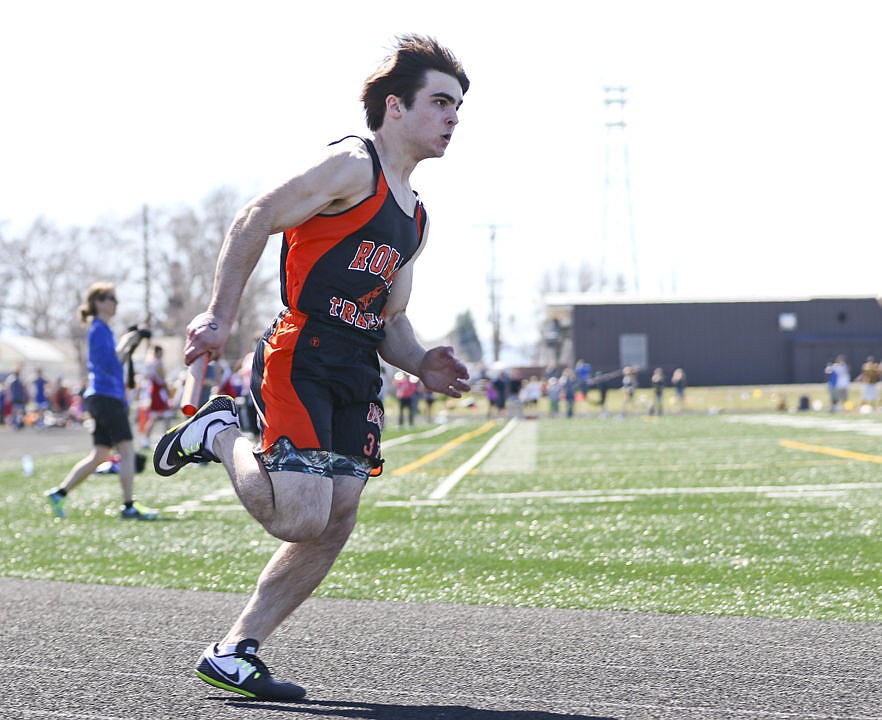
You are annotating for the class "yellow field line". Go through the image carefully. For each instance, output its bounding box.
[392,421,498,476]
[779,439,882,464]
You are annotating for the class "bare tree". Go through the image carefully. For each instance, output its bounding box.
[555,261,571,293]
[0,222,13,330]
[160,206,207,334]
[0,218,93,338]
[538,269,553,296]
[0,185,312,371]
[156,187,277,362]
[87,212,153,327]
[578,261,597,292]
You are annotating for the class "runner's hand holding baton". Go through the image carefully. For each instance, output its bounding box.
[179,317,223,416]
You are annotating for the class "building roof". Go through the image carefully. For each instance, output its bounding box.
[543,293,882,307]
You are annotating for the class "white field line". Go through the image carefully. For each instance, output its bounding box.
[170,476,882,511]
[383,422,455,448]
[479,419,538,474]
[170,415,882,512]
[163,486,237,513]
[728,414,882,436]
[374,481,882,507]
[428,419,520,500]
[161,424,454,513]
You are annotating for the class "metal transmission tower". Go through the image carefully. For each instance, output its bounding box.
[600,86,638,293]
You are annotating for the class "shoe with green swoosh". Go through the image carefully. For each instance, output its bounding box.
[153,395,238,476]
[195,638,306,701]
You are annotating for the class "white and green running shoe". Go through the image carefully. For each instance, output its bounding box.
[153,395,238,476]
[195,639,306,701]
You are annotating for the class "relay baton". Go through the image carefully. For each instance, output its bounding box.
[180,354,209,416]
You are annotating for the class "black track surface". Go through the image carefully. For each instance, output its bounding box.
[3,577,881,719]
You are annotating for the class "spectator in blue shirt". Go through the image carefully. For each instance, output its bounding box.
[46,282,157,520]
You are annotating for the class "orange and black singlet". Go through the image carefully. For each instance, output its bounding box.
[278,136,427,345]
[252,136,427,463]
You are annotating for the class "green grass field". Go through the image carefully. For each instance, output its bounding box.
[3,387,882,622]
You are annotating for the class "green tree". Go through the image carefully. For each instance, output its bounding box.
[453,309,483,363]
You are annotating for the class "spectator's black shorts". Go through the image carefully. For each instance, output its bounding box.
[85,394,133,448]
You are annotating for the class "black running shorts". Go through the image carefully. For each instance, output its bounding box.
[252,310,385,469]
[85,394,133,447]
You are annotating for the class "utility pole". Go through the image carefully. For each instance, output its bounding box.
[488,224,501,363]
[142,204,152,326]
[477,223,508,363]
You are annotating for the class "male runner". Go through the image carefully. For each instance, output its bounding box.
[154,34,470,701]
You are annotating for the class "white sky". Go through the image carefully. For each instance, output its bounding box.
[3,0,881,357]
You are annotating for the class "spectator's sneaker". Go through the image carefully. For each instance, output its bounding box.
[120,502,158,520]
[153,395,238,477]
[47,491,66,519]
[195,639,306,701]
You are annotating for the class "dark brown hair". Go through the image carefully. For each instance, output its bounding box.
[361,34,469,131]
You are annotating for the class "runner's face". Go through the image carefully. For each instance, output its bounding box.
[403,70,463,158]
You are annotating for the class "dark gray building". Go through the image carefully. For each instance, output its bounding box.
[542,295,882,386]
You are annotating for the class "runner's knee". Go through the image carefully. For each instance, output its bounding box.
[256,442,333,541]
[256,441,370,542]
[265,512,329,543]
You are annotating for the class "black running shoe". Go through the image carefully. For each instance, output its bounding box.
[153,395,238,476]
[195,639,306,701]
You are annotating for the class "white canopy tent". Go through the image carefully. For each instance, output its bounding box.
[0,334,81,381]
